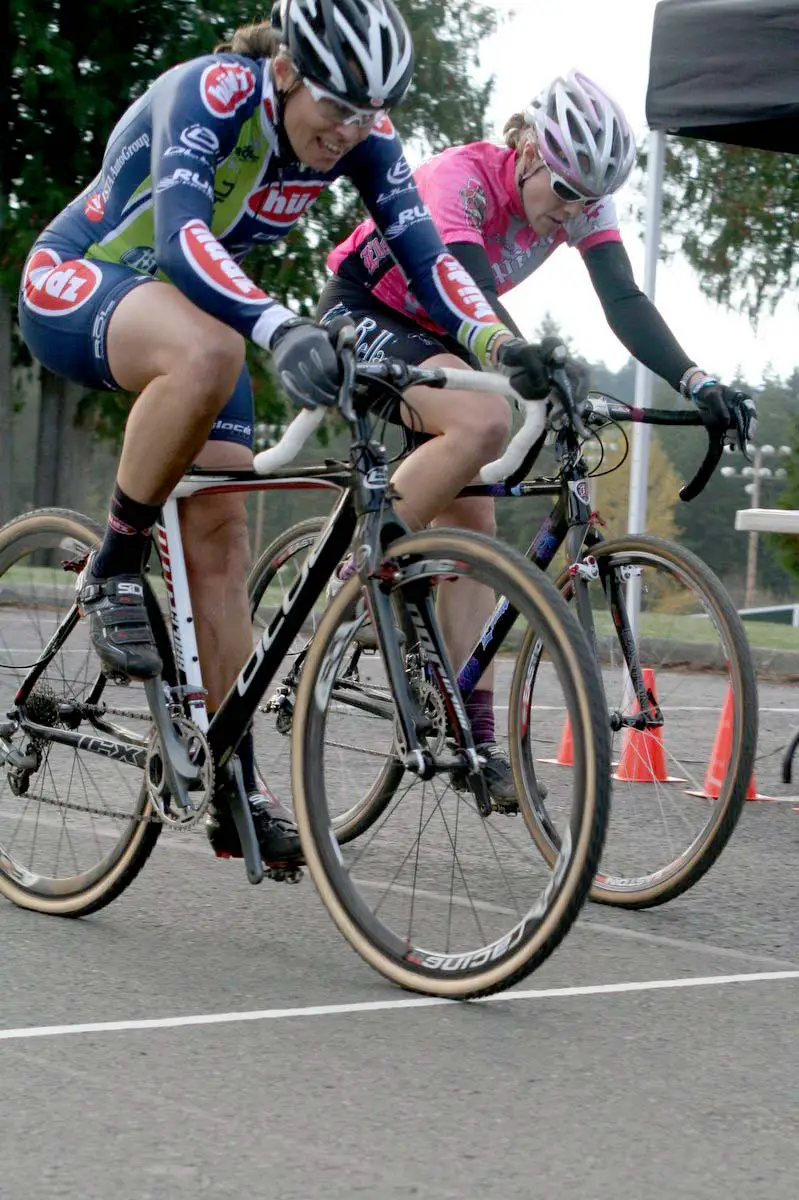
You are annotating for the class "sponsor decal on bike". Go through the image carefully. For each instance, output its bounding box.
[247,181,324,226]
[405,827,572,970]
[179,219,268,302]
[432,253,497,325]
[568,479,590,505]
[384,204,431,240]
[200,62,256,118]
[23,252,102,316]
[179,123,220,154]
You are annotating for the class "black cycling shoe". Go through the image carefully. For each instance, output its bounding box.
[475,742,520,814]
[77,554,162,680]
[206,787,303,869]
[453,742,547,815]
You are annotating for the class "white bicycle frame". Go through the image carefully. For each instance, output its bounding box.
[150,368,544,733]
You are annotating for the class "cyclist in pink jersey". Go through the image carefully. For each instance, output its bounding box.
[318,70,756,808]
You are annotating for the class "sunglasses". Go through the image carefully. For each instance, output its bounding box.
[540,160,595,206]
[304,78,385,129]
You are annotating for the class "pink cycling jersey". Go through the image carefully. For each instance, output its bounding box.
[328,140,622,334]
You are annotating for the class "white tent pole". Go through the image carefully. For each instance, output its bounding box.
[625,129,666,645]
[627,128,666,536]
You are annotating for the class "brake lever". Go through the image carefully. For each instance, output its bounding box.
[334,324,357,422]
[551,364,590,441]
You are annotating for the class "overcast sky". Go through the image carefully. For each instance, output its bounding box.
[442,0,795,387]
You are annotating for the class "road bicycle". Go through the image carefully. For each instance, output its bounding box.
[0,337,611,999]
[248,381,758,909]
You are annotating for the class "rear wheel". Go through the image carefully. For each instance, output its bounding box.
[0,508,173,915]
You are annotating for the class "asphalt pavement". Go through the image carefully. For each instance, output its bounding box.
[1,675,798,1199]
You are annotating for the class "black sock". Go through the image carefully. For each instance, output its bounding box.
[93,483,161,577]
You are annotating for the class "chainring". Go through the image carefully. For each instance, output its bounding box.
[145,717,214,828]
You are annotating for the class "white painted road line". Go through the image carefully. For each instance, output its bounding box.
[1,970,797,1043]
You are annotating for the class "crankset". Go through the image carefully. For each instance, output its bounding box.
[143,681,214,827]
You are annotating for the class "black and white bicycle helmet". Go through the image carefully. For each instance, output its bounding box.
[525,70,636,199]
[274,0,414,108]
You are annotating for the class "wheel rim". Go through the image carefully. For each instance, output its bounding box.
[293,532,608,995]
[517,540,756,903]
[0,519,153,899]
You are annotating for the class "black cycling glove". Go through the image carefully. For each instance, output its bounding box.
[691,379,758,451]
[495,337,550,400]
[496,336,588,405]
[270,320,342,409]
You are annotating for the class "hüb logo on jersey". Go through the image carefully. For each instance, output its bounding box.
[200,63,256,118]
[370,114,396,140]
[432,253,496,325]
[84,193,105,223]
[247,182,323,226]
[23,250,102,316]
[180,218,268,303]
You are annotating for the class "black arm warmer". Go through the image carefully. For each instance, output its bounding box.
[583,241,695,392]
[447,242,524,338]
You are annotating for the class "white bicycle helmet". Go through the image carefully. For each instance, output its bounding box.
[525,71,636,199]
[275,0,414,108]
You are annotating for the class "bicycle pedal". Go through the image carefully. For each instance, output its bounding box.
[264,864,304,885]
[101,665,131,686]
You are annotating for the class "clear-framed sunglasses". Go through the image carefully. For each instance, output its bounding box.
[303,78,385,128]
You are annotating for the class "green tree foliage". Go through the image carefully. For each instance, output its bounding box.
[2,0,499,439]
[655,137,798,321]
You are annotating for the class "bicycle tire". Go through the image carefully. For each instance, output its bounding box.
[291,528,610,999]
[248,517,404,844]
[0,507,175,916]
[510,533,758,908]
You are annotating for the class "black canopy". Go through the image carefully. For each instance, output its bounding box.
[646,0,799,153]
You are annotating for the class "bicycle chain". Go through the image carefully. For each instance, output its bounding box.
[9,790,195,830]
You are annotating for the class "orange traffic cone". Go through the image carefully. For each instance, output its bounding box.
[538,714,574,767]
[612,668,685,783]
[687,686,772,802]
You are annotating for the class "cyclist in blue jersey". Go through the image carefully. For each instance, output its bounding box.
[18,0,554,867]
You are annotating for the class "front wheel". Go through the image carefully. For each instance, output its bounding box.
[291,528,611,999]
[248,518,403,844]
[511,534,758,908]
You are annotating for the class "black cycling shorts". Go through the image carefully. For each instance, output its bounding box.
[316,277,474,370]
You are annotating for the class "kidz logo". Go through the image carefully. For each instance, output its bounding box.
[432,253,497,325]
[23,250,102,316]
[200,62,256,118]
[179,219,268,303]
[247,182,323,225]
[460,178,487,229]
